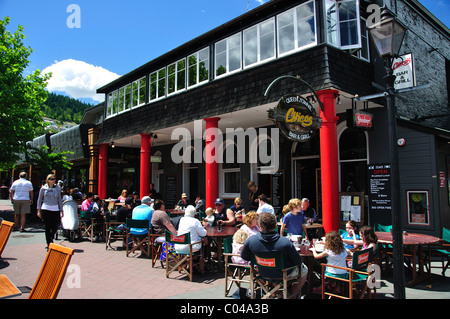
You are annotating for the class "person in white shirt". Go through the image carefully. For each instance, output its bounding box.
[175,205,207,255]
[256,194,275,215]
[9,171,33,232]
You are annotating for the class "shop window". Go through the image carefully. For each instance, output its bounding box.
[215,32,242,78]
[406,190,430,226]
[243,17,275,68]
[188,47,209,87]
[325,0,362,51]
[277,0,317,57]
[339,127,367,193]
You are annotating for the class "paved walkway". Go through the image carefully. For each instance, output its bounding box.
[1,199,449,300]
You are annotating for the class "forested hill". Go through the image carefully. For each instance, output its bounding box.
[41,92,93,124]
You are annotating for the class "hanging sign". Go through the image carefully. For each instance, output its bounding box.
[392,53,415,90]
[268,94,321,142]
[346,109,373,130]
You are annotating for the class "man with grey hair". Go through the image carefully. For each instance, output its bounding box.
[10,171,33,232]
[130,196,154,235]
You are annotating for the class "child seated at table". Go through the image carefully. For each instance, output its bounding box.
[202,207,215,227]
[312,231,350,294]
[347,226,378,255]
[341,220,360,250]
[231,229,250,265]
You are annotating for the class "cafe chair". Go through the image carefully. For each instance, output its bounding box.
[224,253,256,298]
[28,243,74,299]
[164,231,205,282]
[105,212,125,250]
[0,220,14,258]
[150,227,165,268]
[79,210,104,242]
[426,227,450,277]
[321,249,376,299]
[125,218,151,258]
[250,254,302,299]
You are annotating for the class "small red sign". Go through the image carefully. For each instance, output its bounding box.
[255,256,276,267]
[354,112,372,128]
[440,171,446,188]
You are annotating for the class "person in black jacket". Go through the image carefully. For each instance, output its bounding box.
[241,213,307,298]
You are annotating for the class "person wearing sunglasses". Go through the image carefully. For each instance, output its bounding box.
[37,174,63,249]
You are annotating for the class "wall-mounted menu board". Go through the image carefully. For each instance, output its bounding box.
[270,170,285,217]
[340,192,365,226]
[166,175,178,209]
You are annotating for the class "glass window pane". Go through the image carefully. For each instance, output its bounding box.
[112,91,118,114]
[132,82,138,107]
[139,77,146,104]
[228,34,241,72]
[244,26,258,67]
[125,84,131,110]
[177,59,186,90]
[326,0,338,46]
[158,68,166,98]
[224,171,240,194]
[149,72,157,100]
[340,20,358,47]
[297,2,315,48]
[215,39,227,76]
[339,128,366,160]
[278,10,295,54]
[118,87,125,112]
[260,19,275,61]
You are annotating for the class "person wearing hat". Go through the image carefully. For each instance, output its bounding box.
[176,193,190,210]
[214,198,235,227]
[116,197,133,223]
[130,196,154,235]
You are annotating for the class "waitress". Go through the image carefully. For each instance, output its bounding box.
[37,174,63,250]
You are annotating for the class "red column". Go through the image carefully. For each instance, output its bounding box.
[204,117,220,209]
[317,89,340,233]
[140,133,151,199]
[98,143,108,199]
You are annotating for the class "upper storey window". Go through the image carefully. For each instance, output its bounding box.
[325,0,362,50]
[243,17,276,68]
[277,0,317,57]
[215,33,242,78]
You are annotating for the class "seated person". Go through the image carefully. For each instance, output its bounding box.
[240,210,260,237]
[280,198,308,238]
[231,229,249,265]
[130,196,154,235]
[81,192,94,212]
[194,194,206,213]
[86,195,102,219]
[256,194,275,215]
[176,193,189,210]
[341,220,360,250]
[347,226,378,255]
[151,199,178,236]
[201,207,215,227]
[116,197,133,223]
[230,197,245,223]
[214,197,235,227]
[241,213,307,298]
[174,205,207,254]
[118,189,128,202]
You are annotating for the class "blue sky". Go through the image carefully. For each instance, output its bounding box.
[1,0,449,104]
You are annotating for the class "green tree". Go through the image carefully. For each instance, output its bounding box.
[0,17,50,170]
[25,145,73,174]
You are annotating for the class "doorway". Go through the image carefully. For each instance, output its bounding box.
[293,157,321,216]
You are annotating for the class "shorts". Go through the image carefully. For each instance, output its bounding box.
[289,263,308,279]
[13,200,31,215]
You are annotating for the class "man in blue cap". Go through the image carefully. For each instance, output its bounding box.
[130,196,154,235]
[214,197,235,226]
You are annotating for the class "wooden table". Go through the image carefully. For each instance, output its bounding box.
[205,226,238,270]
[167,209,185,216]
[375,231,440,287]
[295,244,318,294]
[0,275,21,298]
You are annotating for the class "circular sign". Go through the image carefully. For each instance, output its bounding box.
[268,94,321,142]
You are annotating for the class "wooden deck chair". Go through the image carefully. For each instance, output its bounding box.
[105,212,125,250]
[0,220,14,258]
[250,253,302,299]
[150,227,164,268]
[79,210,104,242]
[321,249,376,299]
[165,231,205,282]
[224,253,256,298]
[28,243,74,299]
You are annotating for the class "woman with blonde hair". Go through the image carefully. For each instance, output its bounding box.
[280,198,307,237]
[118,189,128,202]
[240,210,261,237]
[37,174,63,249]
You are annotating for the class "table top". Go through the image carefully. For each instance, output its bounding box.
[305,223,323,229]
[375,231,440,245]
[168,209,185,215]
[205,225,238,237]
[296,244,314,257]
[0,275,21,299]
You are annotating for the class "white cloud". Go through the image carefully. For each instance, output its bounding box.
[42,59,120,103]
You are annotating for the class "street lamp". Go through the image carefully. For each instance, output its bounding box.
[367,9,407,299]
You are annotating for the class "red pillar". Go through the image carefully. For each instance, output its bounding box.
[204,117,220,209]
[317,89,340,233]
[98,143,108,199]
[140,133,151,199]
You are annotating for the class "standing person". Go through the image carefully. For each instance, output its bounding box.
[279,198,308,238]
[256,194,275,215]
[37,174,63,249]
[247,181,262,211]
[9,171,33,232]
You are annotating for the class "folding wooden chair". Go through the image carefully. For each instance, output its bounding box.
[105,212,125,250]
[79,210,104,242]
[321,249,377,299]
[150,227,164,268]
[28,243,74,299]
[125,218,150,258]
[250,253,302,299]
[165,231,205,282]
[0,220,14,258]
[426,227,450,277]
[224,253,256,298]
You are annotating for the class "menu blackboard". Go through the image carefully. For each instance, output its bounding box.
[166,175,178,209]
[368,164,392,214]
[271,170,285,217]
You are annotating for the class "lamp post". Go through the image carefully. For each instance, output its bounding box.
[367,8,407,299]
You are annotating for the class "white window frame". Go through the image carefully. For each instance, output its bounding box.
[149,67,167,102]
[132,76,146,108]
[214,32,242,79]
[243,17,276,69]
[276,0,318,58]
[187,47,209,88]
[167,58,186,96]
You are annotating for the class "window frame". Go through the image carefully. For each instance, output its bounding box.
[167,58,187,96]
[214,32,242,79]
[187,47,210,88]
[243,17,276,69]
